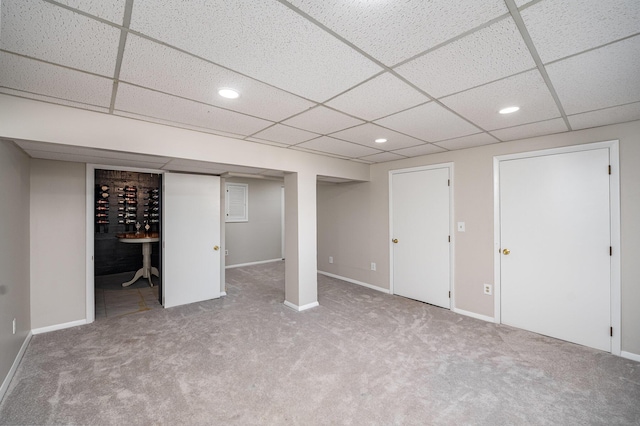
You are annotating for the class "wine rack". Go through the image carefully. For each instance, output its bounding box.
[144,187,160,232]
[117,185,138,232]
[95,184,110,233]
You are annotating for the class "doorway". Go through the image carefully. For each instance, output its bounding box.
[390,164,453,308]
[494,141,621,353]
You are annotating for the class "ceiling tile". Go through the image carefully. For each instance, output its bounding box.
[325,73,428,121]
[294,136,381,158]
[286,0,508,66]
[120,34,314,122]
[251,124,319,145]
[375,102,480,141]
[330,123,425,151]
[515,0,536,6]
[390,144,447,158]
[357,152,407,163]
[0,0,120,75]
[568,102,640,130]
[0,88,110,113]
[395,17,535,98]
[434,133,500,151]
[114,83,272,136]
[522,0,640,63]
[490,118,568,141]
[0,52,113,107]
[546,37,640,115]
[281,106,364,134]
[54,0,126,24]
[129,0,381,102]
[440,70,560,131]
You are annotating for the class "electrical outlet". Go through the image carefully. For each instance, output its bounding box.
[483,284,493,295]
[329,256,333,264]
[225,250,229,256]
[371,262,376,271]
[457,222,465,232]
[12,318,16,334]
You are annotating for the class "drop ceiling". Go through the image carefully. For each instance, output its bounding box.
[1,0,639,165]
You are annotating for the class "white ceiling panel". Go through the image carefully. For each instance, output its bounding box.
[515,0,536,6]
[490,118,568,142]
[395,17,535,98]
[114,83,272,136]
[330,123,425,151]
[0,53,113,107]
[120,34,314,122]
[358,152,407,164]
[546,37,640,115]
[129,0,381,102]
[295,136,381,158]
[522,0,640,63]
[375,102,480,142]
[325,73,429,121]
[282,106,364,135]
[0,0,120,76]
[251,124,319,145]
[54,0,126,24]
[390,144,447,158]
[434,133,500,151]
[441,70,560,130]
[0,88,110,113]
[568,102,640,131]
[286,0,508,66]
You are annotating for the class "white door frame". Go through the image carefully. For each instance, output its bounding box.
[493,140,620,355]
[85,164,165,324]
[389,162,455,305]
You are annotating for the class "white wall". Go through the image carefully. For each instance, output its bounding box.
[318,120,640,355]
[30,159,86,329]
[225,177,283,266]
[0,140,31,396]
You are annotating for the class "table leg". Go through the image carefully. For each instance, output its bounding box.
[122,268,144,287]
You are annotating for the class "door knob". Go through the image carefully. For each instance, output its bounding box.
[214,246,220,251]
[502,248,510,255]
[392,239,399,244]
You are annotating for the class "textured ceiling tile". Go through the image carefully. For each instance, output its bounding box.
[522,0,640,63]
[281,106,364,134]
[286,0,508,66]
[515,0,536,6]
[390,144,447,158]
[0,0,120,75]
[374,102,480,141]
[114,83,272,136]
[54,0,126,24]
[568,102,640,130]
[440,70,560,130]
[330,123,425,151]
[490,118,568,141]
[295,136,381,158]
[0,52,113,107]
[546,37,640,115]
[433,133,499,151]
[120,35,314,122]
[325,73,428,121]
[395,17,535,98]
[129,0,381,102]
[0,88,110,113]
[357,152,407,163]
[250,124,319,145]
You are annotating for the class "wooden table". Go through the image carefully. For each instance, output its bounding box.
[117,233,160,287]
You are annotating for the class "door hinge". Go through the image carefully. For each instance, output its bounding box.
[610,246,612,256]
[448,235,451,242]
[608,165,611,175]
[610,327,613,337]
[449,291,451,298]
[447,179,450,186]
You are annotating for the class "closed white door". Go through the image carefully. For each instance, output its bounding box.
[391,167,450,308]
[499,148,611,351]
[163,173,221,309]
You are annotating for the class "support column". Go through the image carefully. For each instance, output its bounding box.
[283,171,318,311]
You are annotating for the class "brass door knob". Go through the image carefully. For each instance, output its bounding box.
[214,246,220,251]
[392,239,399,244]
[502,248,510,255]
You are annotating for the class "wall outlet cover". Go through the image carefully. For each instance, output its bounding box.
[483,284,493,295]
[329,256,333,264]
[371,262,376,271]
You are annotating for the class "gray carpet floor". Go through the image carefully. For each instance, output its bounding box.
[1,261,638,425]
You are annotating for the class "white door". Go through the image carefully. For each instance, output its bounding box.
[163,173,221,308]
[499,148,611,351]
[391,167,450,308]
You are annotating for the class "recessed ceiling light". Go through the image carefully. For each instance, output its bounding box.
[499,106,520,114]
[218,88,240,99]
[375,138,387,143]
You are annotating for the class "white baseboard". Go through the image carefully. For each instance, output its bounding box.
[0,331,32,403]
[31,319,88,335]
[225,258,283,269]
[220,291,227,297]
[284,300,319,312]
[621,351,640,363]
[318,271,390,294]
[452,308,496,323]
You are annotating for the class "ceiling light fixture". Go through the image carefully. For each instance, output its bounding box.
[218,88,240,99]
[499,106,520,114]
[375,138,387,143]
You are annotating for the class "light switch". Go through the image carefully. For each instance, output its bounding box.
[457,222,465,232]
